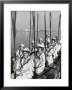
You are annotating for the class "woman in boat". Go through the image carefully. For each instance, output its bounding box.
[31,40,35,53]
[46,46,54,66]
[35,43,45,75]
[38,38,44,45]
[30,48,38,60]
[46,35,51,49]
[16,44,25,60]
[15,48,34,79]
[53,38,61,60]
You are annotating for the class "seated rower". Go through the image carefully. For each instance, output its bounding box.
[15,48,34,79]
[53,38,61,59]
[46,35,51,48]
[35,43,45,75]
[16,44,25,59]
[30,48,38,60]
[55,36,61,52]
[38,38,44,44]
[51,38,58,59]
[31,40,36,53]
[46,47,54,66]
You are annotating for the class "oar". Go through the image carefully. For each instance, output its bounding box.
[50,12,51,40]
[37,13,39,42]
[44,11,47,63]
[32,11,36,77]
[11,11,17,79]
[29,11,31,50]
[11,11,16,58]
[32,11,35,55]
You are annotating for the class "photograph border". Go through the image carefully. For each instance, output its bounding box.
[0,0,70,89]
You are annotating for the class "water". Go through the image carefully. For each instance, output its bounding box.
[11,30,61,56]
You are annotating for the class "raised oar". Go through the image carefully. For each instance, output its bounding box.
[32,11,36,78]
[11,11,16,79]
[50,12,51,40]
[58,14,61,40]
[29,11,31,50]
[37,13,39,42]
[44,11,47,63]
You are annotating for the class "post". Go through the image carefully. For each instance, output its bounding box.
[58,14,61,40]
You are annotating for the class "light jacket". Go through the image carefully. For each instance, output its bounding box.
[35,53,45,74]
[16,49,23,58]
[53,43,61,59]
[46,48,54,65]
[15,56,34,79]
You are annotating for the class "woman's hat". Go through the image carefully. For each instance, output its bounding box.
[39,38,43,41]
[37,43,45,48]
[23,48,30,52]
[32,48,37,52]
[20,44,24,47]
[31,40,34,44]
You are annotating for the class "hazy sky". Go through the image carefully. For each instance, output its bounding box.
[16,11,61,32]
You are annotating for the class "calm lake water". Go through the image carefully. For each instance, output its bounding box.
[11,30,61,56]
